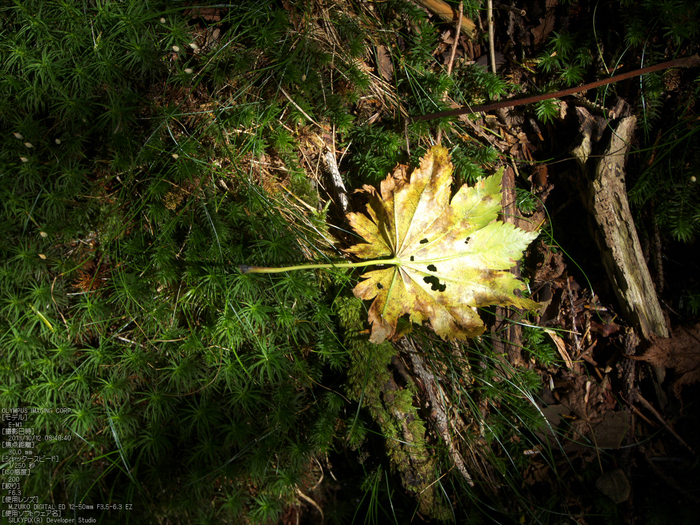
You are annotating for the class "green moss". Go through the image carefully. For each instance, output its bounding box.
[336,295,449,519]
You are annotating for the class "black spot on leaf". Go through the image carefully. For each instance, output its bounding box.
[377,283,383,289]
[410,256,414,261]
[427,264,437,272]
[464,236,471,244]
[423,275,446,292]
[419,238,429,244]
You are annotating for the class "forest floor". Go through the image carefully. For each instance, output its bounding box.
[180,1,700,522]
[4,1,699,523]
[288,1,700,523]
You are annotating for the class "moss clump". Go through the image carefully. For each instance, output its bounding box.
[336,295,450,519]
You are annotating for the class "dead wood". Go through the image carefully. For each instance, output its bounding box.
[493,166,525,366]
[399,339,475,487]
[573,114,669,340]
[412,54,700,122]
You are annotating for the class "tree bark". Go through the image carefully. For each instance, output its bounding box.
[574,115,669,340]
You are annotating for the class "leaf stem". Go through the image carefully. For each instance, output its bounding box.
[240,258,400,274]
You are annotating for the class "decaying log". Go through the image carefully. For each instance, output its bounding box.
[494,166,525,366]
[573,114,669,340]
[398,339,475,487]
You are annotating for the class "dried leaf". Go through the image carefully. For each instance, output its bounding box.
[633,323,700,398]
[531,0,557,45]
[376,45,393,82]
[545,329,574,369]
[596,469,631,503]
[590,411,628,449]
[345,146,539,343]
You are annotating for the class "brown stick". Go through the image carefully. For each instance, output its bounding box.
[413,0,476,38]
[411,55,700,122]
[436,1,463,146]
[487,0,496,74]
[499,4,526,16]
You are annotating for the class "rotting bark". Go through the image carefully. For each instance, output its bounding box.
[493,166,525,366]
[573,114,669,340]
[402,339,475,487]
[339,296,450,520]
[324,149,349,214]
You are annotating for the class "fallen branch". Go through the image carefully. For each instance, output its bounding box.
[412,55,700,121]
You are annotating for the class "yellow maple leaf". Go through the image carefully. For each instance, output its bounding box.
[345,145,539,343]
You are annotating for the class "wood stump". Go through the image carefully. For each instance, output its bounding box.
[573,112,668,340]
